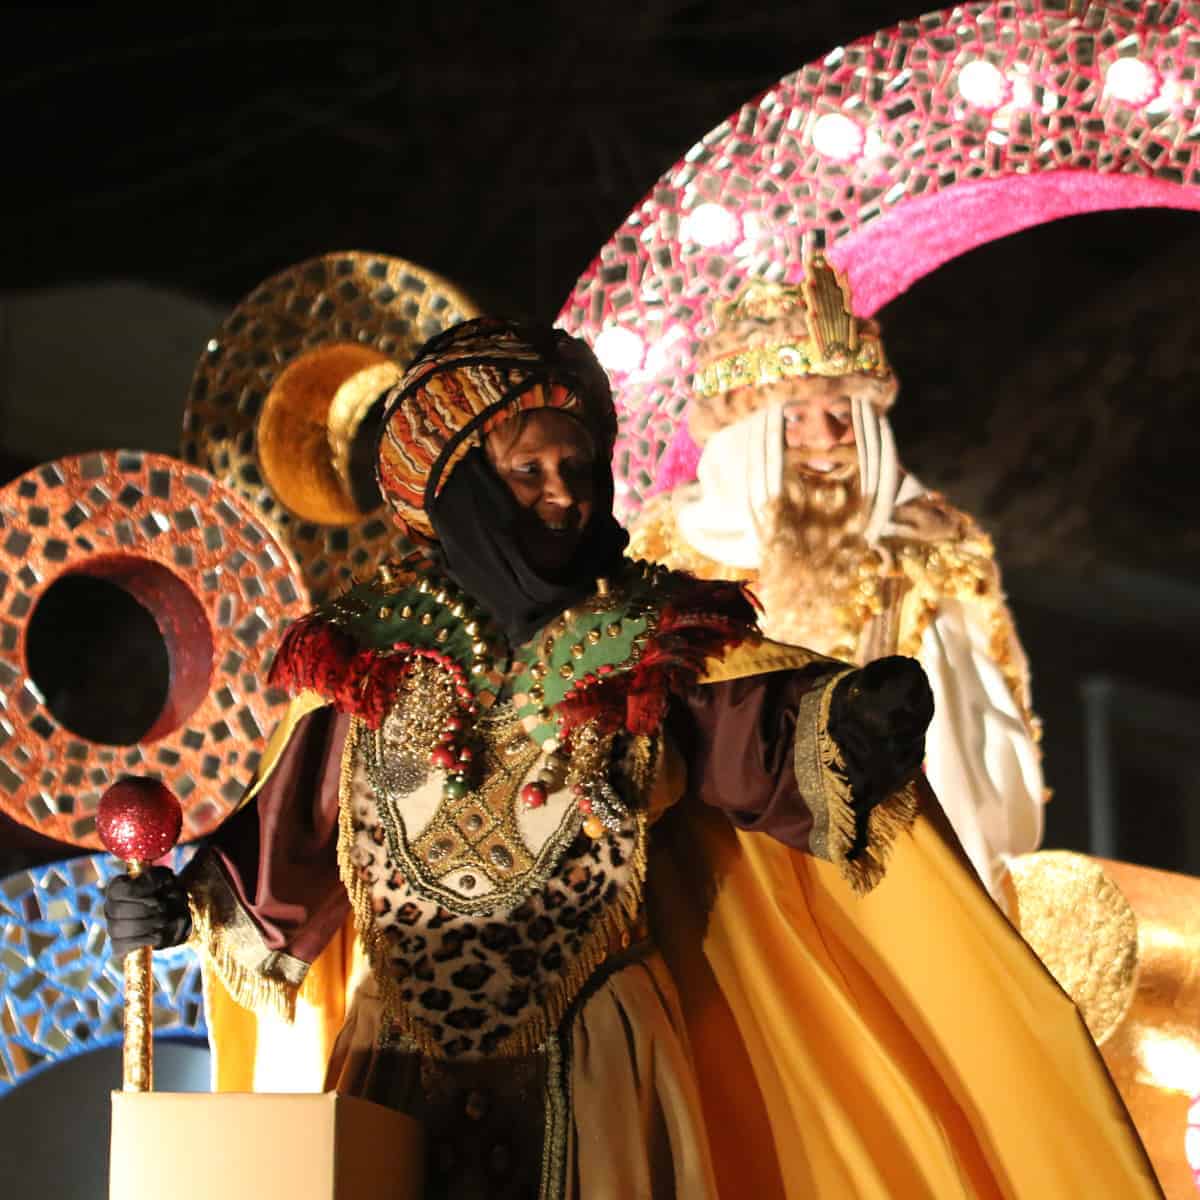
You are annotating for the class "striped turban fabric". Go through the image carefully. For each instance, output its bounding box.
[377,318,617,541]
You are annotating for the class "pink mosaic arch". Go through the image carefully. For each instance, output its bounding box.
[557,0,1200,519]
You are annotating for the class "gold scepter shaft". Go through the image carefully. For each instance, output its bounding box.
[121,859,153,1093]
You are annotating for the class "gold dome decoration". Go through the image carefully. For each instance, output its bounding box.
[1005,850,1138,1046]
[1007,851,1200,1199]
[184,252,478,601]
[257,343,400,527]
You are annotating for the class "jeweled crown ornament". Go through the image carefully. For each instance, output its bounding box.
[691,254,892,398]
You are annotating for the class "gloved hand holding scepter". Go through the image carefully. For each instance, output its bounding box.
[97,778,185,1093]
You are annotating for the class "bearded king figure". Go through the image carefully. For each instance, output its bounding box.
[630,258,1046,904]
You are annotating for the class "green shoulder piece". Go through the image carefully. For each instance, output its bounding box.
[323,556,510,705]
[507,561,677,745]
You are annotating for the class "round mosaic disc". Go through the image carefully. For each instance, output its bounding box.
[558,0,1200,521]
[183,251,478,602]
[0,450,306,847]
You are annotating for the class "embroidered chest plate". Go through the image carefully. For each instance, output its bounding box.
[340,716,651,1059]
[280,557,756,1056]
[359,699,584,914]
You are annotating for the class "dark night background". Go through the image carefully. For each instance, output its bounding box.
[3,3,1199,876]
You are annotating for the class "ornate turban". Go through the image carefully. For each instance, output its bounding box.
[377,318,618,541]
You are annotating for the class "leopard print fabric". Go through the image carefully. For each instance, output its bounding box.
[344,742,644,1059]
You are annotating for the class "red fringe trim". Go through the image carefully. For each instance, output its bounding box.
[268,615,414,730]
[271,576,758,737]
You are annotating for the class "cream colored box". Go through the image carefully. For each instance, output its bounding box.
[110,1091,424,1200]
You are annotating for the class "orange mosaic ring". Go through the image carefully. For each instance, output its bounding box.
[0,450,307,847]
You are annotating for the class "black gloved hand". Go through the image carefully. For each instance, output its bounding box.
[828,656,934,844]
[103,866,192,960]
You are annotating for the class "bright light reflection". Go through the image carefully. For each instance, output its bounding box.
[1104,57,1161,106]
[682,202,741,248]
[1136,1028,1200,1093]
[643,324,687,376]
[1187,1096,1200,1185]
[959,61,1008,111]
[1146,76,1186,115]
[991,72,1034,131]
[593,324,645,374]
[812,112,865,162]
[1009,73,1035,108]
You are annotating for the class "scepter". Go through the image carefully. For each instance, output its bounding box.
[98,777,184,1093]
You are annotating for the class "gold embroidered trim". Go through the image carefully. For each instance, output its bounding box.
[186,852,310,1023]
[794,668,918,894]
[692,333,890,398]
[338,717,652,1059]
[363,700,583,915]
[538,1033,569,1200]
[699,636,835,683]
[795,669,855,869]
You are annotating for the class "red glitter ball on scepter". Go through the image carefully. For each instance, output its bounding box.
[97,778,183,864]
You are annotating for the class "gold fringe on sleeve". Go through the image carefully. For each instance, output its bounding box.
[186,851,310,1023]
[794,668,920,894]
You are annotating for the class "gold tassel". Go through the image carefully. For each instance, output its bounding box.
[842,780,921,894]
[808,668,920,894]
[188,892,300,1023]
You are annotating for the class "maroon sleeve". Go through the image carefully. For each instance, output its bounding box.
[188,706,352,966]
[666,663,839,851]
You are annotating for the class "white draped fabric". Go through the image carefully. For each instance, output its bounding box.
[674,405,784,571]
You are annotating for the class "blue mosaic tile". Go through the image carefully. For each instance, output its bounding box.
[0,849,206,1094]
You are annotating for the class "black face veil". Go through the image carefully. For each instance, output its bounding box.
[429,444,629,646]
[386,319,627,645]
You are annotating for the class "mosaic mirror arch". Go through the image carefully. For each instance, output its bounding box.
[0,849,205,1097]
[557,0,1200,520]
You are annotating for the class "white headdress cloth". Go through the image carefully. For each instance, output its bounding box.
[672,398,924,569]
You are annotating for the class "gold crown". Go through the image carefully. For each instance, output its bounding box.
[692,256,891,398]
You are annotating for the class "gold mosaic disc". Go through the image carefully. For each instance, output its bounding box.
[183,252,478,602]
